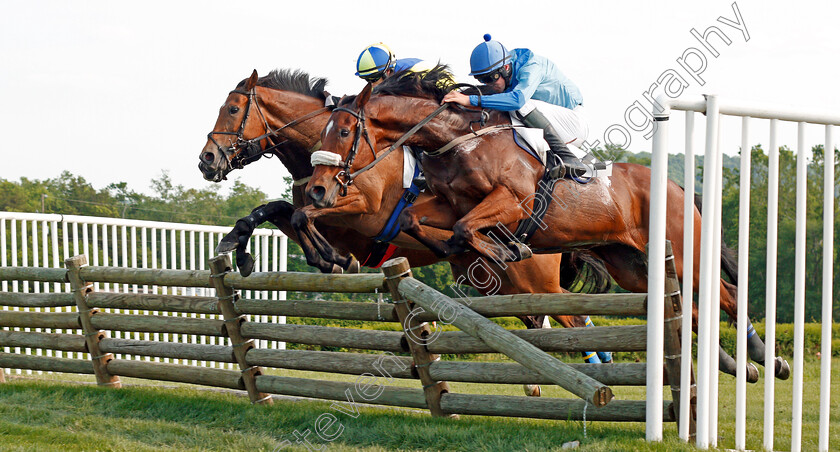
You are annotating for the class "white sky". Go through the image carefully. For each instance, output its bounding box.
[1,0,838,199]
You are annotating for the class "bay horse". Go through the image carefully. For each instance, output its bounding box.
[197,70,615,386]
[306,66,791,381]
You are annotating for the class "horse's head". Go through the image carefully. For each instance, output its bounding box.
[199,70,268,182]
[306,83,377,208]
[199,69,332,183]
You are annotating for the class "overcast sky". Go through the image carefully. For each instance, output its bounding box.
[2,0,838,200]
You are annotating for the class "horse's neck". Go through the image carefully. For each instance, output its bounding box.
[275,142,315,184]
[260,89,330,184]
[260,89,326,151]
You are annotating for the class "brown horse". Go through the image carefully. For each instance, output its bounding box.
[197,70,615,379]
[306,66,791,381]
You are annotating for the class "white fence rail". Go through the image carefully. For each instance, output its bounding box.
[649,95,836,451]
[0,211,288,373]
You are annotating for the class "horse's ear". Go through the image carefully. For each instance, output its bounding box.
[357,82,372,108]
[245,69,259,90]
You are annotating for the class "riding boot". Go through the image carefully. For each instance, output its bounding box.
[520,109,589,179]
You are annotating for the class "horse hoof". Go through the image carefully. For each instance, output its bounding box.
[215,240,237,254]
[775,357,791,380]
[746,363,759,383]
[523,384,541,397]
[346,258,361,273]
[330,264,343,274]
[238,253,255,277]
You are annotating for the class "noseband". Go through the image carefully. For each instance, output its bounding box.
[207,87,331,170]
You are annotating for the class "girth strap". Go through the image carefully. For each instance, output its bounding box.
[512,157,563,243]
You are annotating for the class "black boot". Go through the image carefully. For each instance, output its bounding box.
[520,109,589,179]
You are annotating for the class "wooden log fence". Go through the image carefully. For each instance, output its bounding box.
[0,244,694,431]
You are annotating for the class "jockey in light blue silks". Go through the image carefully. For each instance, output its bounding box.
[444,35,610,363]
[442,34,591,178]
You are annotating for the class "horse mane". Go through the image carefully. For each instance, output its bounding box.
[237,69,328,100]
[374,64,454,102]
[374,63,496,103]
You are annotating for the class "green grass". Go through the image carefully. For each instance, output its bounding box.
[1,357,837,451]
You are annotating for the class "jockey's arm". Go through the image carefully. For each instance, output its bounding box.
[464,60,543,111]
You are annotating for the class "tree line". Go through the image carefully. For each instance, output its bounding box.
[3,143,838,323]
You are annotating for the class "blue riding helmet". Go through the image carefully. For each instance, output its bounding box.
[468,34,512,76]
[355,43,395,80]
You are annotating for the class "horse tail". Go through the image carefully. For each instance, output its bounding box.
[560,251,613,294]
[691,191,739,286]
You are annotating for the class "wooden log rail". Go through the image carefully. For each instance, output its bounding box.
[0,250,688,428]
[0,266,386,293]
[83,294,646,321]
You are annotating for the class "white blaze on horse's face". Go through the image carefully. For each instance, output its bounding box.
[324,119,335,139]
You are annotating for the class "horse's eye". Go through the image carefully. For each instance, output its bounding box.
[339,129,350,138]
[229,106,240,115]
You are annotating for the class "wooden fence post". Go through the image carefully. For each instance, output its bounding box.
[663,241,697,439]
[381,257,455,418]
[209,254,272,405]
[0,367,5,383]
[65,255,121,388]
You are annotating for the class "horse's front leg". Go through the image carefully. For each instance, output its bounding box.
[451,185,529,263]
[216,201,297,276]
[305,222,360,273]
[291,197,374,273]
[398,196,462,258]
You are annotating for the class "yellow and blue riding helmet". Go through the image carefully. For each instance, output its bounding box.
[355,43,395,81]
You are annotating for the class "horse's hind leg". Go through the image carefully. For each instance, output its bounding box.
[719,279,790,380]
[553,315,610,363]
[516,315,548,397]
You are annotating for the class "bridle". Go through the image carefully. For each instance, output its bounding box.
[328,106,381,196]
[206,86,331,170]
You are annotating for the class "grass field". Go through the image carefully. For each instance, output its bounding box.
[0,357,837,451]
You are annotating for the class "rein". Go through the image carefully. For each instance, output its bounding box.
[316,84,519,196]
[426,123,525,156]
[321,102,450,196]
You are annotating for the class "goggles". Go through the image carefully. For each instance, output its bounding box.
[360,71,385,83]
[475,69,503,85]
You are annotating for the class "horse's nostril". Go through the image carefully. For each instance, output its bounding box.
[202,152,215,163]
[309,186,326,202]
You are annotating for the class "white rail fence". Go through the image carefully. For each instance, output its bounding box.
[1,211,288,373]
[648,95,836,451]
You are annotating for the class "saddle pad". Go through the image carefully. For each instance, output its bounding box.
[509,114,612,179]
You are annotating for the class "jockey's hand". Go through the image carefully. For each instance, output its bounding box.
[442,91,471,107]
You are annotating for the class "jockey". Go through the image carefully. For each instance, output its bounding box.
[355,43,436,86]
[442,34,590,177]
